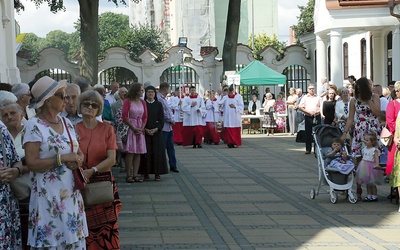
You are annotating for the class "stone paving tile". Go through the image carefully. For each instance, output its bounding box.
[117,135,400,249]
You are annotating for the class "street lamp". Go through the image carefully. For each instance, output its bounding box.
[178,37,187,99]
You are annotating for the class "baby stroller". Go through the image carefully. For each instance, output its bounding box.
[310,125,357,204]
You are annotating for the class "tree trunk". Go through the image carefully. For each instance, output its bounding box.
[222,0,241,75]
[79,0,99,85]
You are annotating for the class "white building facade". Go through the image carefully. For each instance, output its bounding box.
[0,0,20,84]
[302,0,400,87]
[129,0,278,59]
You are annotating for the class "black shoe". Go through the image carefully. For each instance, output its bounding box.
[193,145,196,148]
[197,145,202,148]
[228,144,233,148]
[170,168,179,173]
[305,151,311,154]
[176,142,182,146]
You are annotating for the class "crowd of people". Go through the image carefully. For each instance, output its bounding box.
[0,76,249,249]
[298,75,400,211]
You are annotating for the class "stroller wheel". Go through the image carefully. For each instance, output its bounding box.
[330,190,338,204]
[348,190,358,204]
[310,188,316,199]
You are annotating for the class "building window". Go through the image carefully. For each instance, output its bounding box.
[361,39,367,77]
[387,32,393,83]
[343,42,348,79]
[328,46,331,81]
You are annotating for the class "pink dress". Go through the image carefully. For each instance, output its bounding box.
[275,100,286,130]
[122,99,147,154]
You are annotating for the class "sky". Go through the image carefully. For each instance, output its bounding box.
[14,0,309,44]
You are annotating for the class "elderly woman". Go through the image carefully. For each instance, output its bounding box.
[262,92,276,136]
[75,90,121,249]
[286,88,298,135]
[335,87,351,133]
[11,82,36,121]
[93,84,114,125]
[0,102,31,249]
[23,76,88,249]
[0,115,24,249]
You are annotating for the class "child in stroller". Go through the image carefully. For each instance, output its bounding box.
[323,138,354,175]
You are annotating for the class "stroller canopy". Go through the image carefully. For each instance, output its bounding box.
[313,125,343,148]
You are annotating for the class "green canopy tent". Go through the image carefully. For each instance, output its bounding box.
[235,60,286,86]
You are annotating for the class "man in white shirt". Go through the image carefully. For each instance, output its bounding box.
[299,84,321,154]
[372,84,389,111]
[105,81,119,105]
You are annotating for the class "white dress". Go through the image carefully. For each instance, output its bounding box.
[23,117,88,249]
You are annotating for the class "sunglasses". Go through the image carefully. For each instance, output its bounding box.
[82,102,100,109]
[54,93,66,100]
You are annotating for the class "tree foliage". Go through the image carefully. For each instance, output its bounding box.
[222,0,241,74]
[292,0,315,40]
[248,33,286,60]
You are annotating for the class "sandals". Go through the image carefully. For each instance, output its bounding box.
[126,176,135,183]
[133,176,143,183]
[126,176,143,183]
[363,196,378,202]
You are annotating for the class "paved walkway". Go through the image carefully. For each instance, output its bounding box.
[114,134,400,250]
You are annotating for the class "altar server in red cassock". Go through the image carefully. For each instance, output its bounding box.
[204,90,221,144]
[168,88,184,145]
[219,84,244,148]
[182,86,205,148]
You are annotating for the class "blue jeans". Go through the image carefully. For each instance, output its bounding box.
[163,131,177,168]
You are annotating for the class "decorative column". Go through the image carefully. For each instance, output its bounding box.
[330,29,343,87]
[316,34,327,88]
[372,31,384,84]
[393,26,400,82]
[3,0,20,83]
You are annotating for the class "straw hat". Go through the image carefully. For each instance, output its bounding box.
[29,76,67,109]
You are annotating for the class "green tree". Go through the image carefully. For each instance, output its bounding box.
[14,0,142,85]
[120,25,166,62]
[248,33,286,60]
[292,0,315,41]
[19,33,46,65]
[222,0,241,74]
[43,30,71,54]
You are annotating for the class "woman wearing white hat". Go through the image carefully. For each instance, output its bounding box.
[23,76,88,249]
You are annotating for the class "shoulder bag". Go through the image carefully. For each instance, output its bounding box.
[1,130,31,200]
[82,171,114,206]
[380,126,393,147]
[62,117,88,191]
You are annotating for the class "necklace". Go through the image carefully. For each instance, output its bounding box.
[42,114,60,124]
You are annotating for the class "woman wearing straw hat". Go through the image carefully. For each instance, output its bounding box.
[23,76,88,249]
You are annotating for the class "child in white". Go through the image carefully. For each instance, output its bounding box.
[356,132,383,202]
[323,138,354,175]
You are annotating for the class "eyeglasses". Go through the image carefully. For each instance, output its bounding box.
[308,88,315,90]
[54,93,66,100]
[64,95,77,101]
[82,102,100,109]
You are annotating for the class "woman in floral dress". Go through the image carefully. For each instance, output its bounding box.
[0,120,23,249]
[275,94,287,132]
[23,76,88,249]
[122,83,147,183]
[341,77,381,199]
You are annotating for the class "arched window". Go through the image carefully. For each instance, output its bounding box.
[343,42,349,79]
[387,32,393,83]
[361,39,367,77]
[328,46,331,81]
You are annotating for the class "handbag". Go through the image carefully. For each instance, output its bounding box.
[82,171,114,206]
[0,131,30,200]
[115,108,129,143]
[62,117,88,191]
[380,126,393,147]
